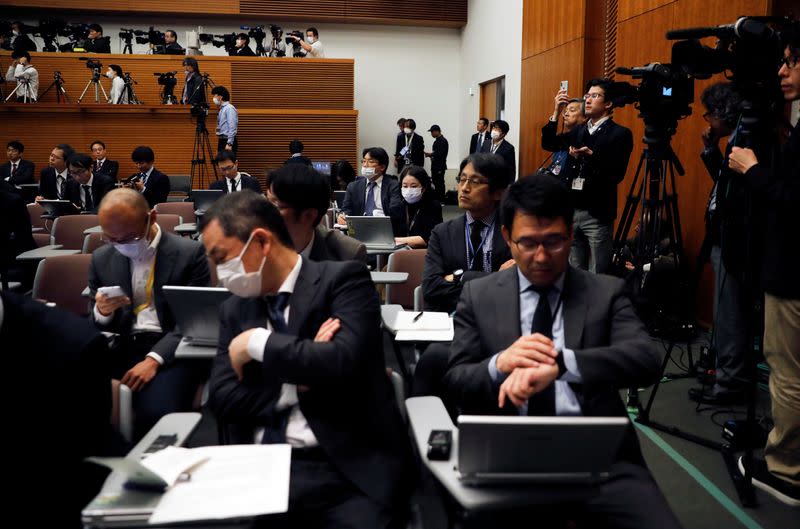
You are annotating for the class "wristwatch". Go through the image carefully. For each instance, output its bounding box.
[453,269,464,282]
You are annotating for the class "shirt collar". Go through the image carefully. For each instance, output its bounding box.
[276,255,303,295]
[228,173,241,185]
[291,153,303,158]
[143,166,154,178]
[299,230,316,259]
[368,175,384,187]
[588,115,611,131]
[517,268,566,296]
[147,223,162,252]
[465,209,495,227]
[56,167,68,178]
[97,158,106,164]
[84,175,94,187]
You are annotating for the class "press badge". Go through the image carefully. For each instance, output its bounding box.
[399,146,409,156]
[571,177,585,190]
[551,163,562,175]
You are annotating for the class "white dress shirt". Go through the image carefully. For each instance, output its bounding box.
[587,115,611,135]
[305,40,325,58]
[5,64,39,101]
[246,256,319,447]
[365,175,385,216]
[109,75,128,104]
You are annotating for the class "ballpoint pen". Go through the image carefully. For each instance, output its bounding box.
[412,311,424,323]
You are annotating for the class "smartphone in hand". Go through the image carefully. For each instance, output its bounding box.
[560,80,569,93]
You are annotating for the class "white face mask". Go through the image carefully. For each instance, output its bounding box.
[111,217,152,260]
[306,36,315,44]
[403,127,413,135]
[490,130,501,140]
[402,187,423,204]
[213,97,221,106]
[362,167,376,178]
[106,71,114,79]
[12,30,19,37]
[216,232,265,298]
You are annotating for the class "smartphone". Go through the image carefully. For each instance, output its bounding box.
[98,285,125,298]
[560,80,569,93]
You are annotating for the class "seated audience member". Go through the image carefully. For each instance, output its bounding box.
[230,33,256,56]
[210,151,262,194]
[1,291,119,527]
[200,191,414,527]
[1,140,35,185]
[126,146,170,207]
[83,24,111,53]
[9,21,37,53]
[37,143,75,200]
[89,188,211,438]
[106,64,128,104]
[480,119,517,180]
[337,147,406,237]
[394,165,443,249]
[267,163,366,262]
[0,179,35,283]
[90,140,119,180]
[541,89,586,177]
[162,30,185,55]
[285,139,312,166]
[6,50,38,102]
[330,158,356,192]
[64,153,116,213]
[444,174,682,529]
[422,152,513,314]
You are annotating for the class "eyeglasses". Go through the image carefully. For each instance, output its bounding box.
[455,175,490,187]
[102,215,151,245]
[583,93,603,100]
[362,158,379,166]
[780,55,800,69]
[510,235,569,254]
[218,164,237,172]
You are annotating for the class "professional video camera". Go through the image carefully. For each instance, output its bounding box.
[31,18,65,52]
[80,58,103,71]
[135,27,166,48]
[267,24,286,57]
[190,102,209,119]
[241,24,266,55]
[199,32,237,54]
[154,71,178,104]
[57,22,90,52]
[285,30,306,57]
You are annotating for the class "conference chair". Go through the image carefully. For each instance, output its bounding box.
[110,379,134,443]
[82,232,106,254]
[167,175,191,202]
[50,214,100,250]
[27,202,47,231]
[32,253,93,316]
[385,249,427,309]
[154,213,182,233]
[155,201,196,224]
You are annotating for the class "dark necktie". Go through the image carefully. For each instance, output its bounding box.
[11,163,17,177]
[478,134,483,151]
[364,181,376,216]
[527,285,556,416]
[266,292,291,334]
[230,179,237,193]
[57,175,64,198]
[82,184,94,211]
[469,220,485,272]
[96,160,102,172]
[261,292,292,444]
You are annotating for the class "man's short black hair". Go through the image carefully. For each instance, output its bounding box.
[11,50,31,62]
[491,119,510,135]
[362,147,389,169]
[108,64,123,78]
[131,146,155,163]
[479,117,489,127]
[237,33,250,45]
[269,164,330,226]
[165,30,177,40]
[586,77,621,106]
[7,140,24,152]
[502,173,574,233]
[215,150,238,164]
[289,139,304,154]
[54,144,75,162]
[211,86,230,101]
[459,152,510,193]
[88,24,103,34]
[405,118,417,130]
[701,82,744,131]
[306,27,319,37]
[201,190,294,248]
[90,140,106,150]
[68,152,94,171]
[396,117,406,126]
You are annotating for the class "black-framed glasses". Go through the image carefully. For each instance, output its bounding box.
[780,55,800,69]
[455,175,490,187]
[510,235,569,254]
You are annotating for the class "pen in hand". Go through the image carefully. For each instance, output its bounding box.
[412,311,424,323]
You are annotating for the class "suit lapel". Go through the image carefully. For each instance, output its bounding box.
[287,259,322,335]
[561,268,587,350]
[493,268,522,347]
[451,216,467,268]
[153,233,178,321]
[490,210,507,269]
[355,178,366,214]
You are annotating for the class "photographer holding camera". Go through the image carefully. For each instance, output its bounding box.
[288,27,325,58]
[83,24,111,53]
[5,50,38,103]
[230,33,255,57]
[162,30,185,55]
[727,35,800,506]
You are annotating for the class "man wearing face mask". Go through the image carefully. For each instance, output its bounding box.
[9,22,37,53]
[89,188,211,439]
[106,64,128,105]
[211,86,238,154]
[480,119,517,180]
[229,33,256,57]
[289,27,325,58]
[201,191,414,527]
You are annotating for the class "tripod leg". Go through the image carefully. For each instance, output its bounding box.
[78,80,93,103]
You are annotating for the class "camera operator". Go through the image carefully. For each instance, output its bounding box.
[541,88,586,177]
[727,36,800,506]
[105,64,128,105]
[5,50,38,103]
[162,30,185,55]
[288,27,325,58]
[211,86,238,154]
[83,24,111,53]
[9,22,36,53]
[229,33,255,57]
[181,58,205,106]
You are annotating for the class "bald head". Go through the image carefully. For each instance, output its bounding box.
[98,188,155,243]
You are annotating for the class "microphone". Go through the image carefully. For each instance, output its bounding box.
[666,17,774,41]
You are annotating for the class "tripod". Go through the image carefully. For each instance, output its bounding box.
[120,35,133,54]
[190,112,219,189]
[77,68,108,103]
[39,71,70,103]
[5,78,35,103]
[120,74,142,104]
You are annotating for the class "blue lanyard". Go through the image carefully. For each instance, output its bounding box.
[465,218,494,271]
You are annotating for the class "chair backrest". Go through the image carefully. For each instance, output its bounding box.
[168,175,191,200]
[33,232,51,248]
[50,214,100,250]
[385,249,427,309]
[32,254,93,316]
[413,285,425,312]
[155,201,196,224]
[82,231,107,254]
[389,369,407,422]
[156,213,182,233]
[27,202,46,230]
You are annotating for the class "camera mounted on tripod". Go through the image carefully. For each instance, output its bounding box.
[79,57,103,81]
[154,71,177,87]
[199,32,237,54]
[190,102,209,119]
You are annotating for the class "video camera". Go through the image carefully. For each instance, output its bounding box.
[199,32,237,54]
[269,24,283,39]
[30,18,64,52]
[119,27,135,40]
[242,24,265,42]
[154,71,177,87]
[190,102,209,119]
[134,27,165,47]
[285,30,306,57]
[57,22,90,52]
[79,58,103,70]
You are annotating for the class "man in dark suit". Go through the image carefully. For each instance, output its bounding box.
[200,191,414,527]
[37,143,75,200]
[64,152,116,213]
[181,58,206,106]
[541,78,633,274]
[395,118,425,174]
[126,145,170,207]
[90,140,119,181]
[425,124,449,201]
[210,150,262,194]
[1,140,35,185]
[0,180,35,288]
[480,119,517,180]
[9,22,37,53]
[267,163,366,262]
[337,147,406,236]
[161,30,185,55]
[83,24,111,53]
[444,175,682,529]
[468,117,491,154]
[89,188,210,439]
[285,139,312,166]
[230,33,256,56]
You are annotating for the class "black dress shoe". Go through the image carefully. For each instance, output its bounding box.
[688,386,746,405]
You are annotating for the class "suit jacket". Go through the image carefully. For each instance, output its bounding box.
[94,159,119,181]
[183,73,206,105]
[162,42,185,55]
[88,231,211,364]
[406,197,443,244]
[341,176,407,237]
[395,132,425,167]
[430,135,449,172]
[230,46,256,56]
[308,224,367,263]
[444,266,661,464]
[285,155,312,167]
[11,34,37,53]
[64,173,116,213]
[38,167,71,199]
[469,131,491,154]
[542,118,633,222]
[209,174,263,194]
[211,259,415,508]
[138,168,171,207]
[0,182,35,264]
[83,36,111,53]
[481,139,517,180]
[421,210,511,313]
[0,159,35,185]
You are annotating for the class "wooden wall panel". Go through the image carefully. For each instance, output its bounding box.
[238,0,345,18]
[3,0,239,14]
[343,1,467,26]
[617,0,675,22]
[522,0,586,59]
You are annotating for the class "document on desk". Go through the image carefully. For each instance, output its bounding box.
[393,311,454,341]
[86,447,210,490]
[148,444,291,524]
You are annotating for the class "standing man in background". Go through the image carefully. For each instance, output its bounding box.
[212,86,238,154]
[425,124,449,202]
[83,24,111,53]
[6,50,38,102]
[481,119,516,180]
[541,89,586,178]
[469,117,491,154]
[289,27,325,58]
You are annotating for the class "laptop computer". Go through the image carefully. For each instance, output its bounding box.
[456,415,628,485]
[312,160,331,176]
[190,189,224,217]
[162,286,231,349]
[37,199,80,218]
[345,216,405,251]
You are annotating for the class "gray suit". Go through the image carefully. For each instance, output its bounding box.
[308,225,367,263]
